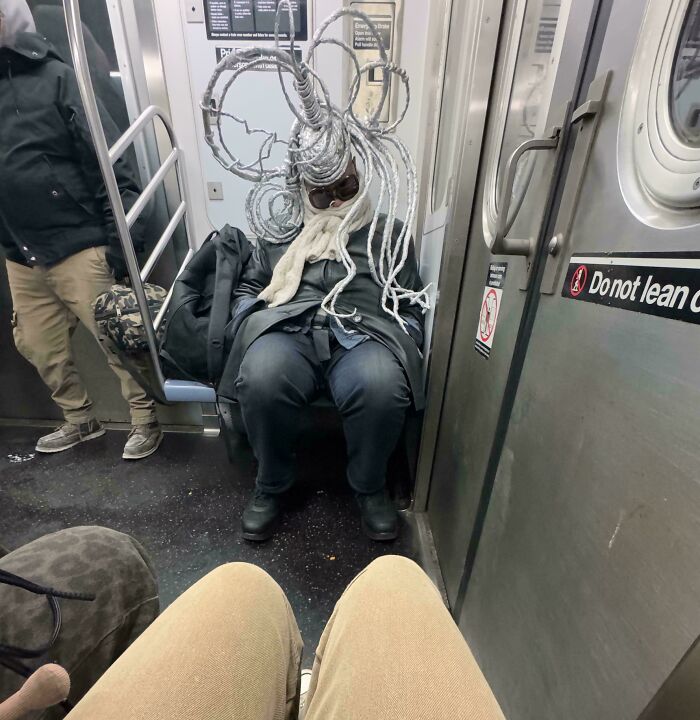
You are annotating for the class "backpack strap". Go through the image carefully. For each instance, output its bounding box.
[207,232,236,383]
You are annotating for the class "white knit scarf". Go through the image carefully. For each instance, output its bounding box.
[258,185,373,307]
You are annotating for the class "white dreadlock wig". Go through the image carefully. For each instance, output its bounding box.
[201,2,429,333]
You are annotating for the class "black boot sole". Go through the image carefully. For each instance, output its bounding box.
[242,515,279,542]
[242,528,275,542]
[361,519,399,542]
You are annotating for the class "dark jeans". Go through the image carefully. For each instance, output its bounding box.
[235,331,411,494]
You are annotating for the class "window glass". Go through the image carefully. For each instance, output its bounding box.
[495,0,562,211]
[28,0,132,133]
[670,0,700,148]
[431,0,462,210]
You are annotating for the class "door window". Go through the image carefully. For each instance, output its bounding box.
[494,0,562,207]
[483,0,567,244]
[670,0,700,148]
[619,0,700,226]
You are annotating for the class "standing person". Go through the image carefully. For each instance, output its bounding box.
[0,0,163,460]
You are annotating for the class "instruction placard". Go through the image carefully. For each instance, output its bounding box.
[204,0,308,41]
[352,14,392,51]
[562,252,700,325]
[475,262,507,359]
[349,1,397,121]
[216,46,302,68]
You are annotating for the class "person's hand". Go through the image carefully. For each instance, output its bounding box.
[106,249,129,284]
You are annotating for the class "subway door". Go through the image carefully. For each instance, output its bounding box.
[457,1,700,719]
[423,0,596,605]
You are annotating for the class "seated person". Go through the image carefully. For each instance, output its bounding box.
[204,8,430,543]
[0,526,159,718]
[220,157,427,543]
[63,556,505,720]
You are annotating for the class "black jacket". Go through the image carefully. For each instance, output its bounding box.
[0,33,144,275]
[218,215,427,409]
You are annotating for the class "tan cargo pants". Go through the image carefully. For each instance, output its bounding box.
[6,247,156,425]
[66,556,505,720]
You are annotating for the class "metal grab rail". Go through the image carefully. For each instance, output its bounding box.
[141,203,186,282]
[63,0,202,400]
[126,147,178,228]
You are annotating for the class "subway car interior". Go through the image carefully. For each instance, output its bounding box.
[1,0,700,717]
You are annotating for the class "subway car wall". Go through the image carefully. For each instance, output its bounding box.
[1,0,700,719]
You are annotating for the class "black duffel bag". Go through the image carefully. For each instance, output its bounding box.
[159,225,253,384]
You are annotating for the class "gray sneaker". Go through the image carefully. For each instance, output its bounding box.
[36,419,105,454]
[298,669,313,720]
[122,422,163,460]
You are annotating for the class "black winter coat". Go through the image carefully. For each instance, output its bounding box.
[217,215,427,409]
[0,33,144,275]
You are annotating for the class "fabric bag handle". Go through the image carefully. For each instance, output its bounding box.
[207,232,236,383]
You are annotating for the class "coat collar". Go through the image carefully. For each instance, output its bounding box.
[0,32,63,67]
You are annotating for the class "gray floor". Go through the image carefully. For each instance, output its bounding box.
[0,421,422,658]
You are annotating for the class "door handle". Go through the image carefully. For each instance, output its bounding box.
[540,71,612,294]
[490,128,562,257]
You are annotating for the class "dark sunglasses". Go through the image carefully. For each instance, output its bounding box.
[308,173,360,210]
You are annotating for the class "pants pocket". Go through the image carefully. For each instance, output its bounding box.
[91,246,114,276]
[11,310,26,356]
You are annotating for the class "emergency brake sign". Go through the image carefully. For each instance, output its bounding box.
[475,262,507,359]
[562,252,700,325]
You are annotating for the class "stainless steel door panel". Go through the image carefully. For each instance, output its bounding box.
[427,0,597,604]
[461,2,700,718]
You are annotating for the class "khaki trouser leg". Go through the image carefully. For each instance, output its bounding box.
[66,563,303,720]
[6,259,93,424]
[304,555,506,720]
[8,248,157,425]
[47,247,156,425]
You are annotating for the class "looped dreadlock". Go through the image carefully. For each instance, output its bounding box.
[201,1,429,332]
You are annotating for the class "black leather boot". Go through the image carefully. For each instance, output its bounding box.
[357,489,399,541]
[242,490,284,541]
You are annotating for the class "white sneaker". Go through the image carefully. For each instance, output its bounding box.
[299,669,313,720]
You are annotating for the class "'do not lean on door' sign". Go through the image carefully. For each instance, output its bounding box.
[562,252,700,324]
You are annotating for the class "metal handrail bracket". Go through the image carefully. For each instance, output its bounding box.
[63,0,201,402]
[141,202,187,281]
[126,147,178,228]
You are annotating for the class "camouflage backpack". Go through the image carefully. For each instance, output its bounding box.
[93,283,168,354]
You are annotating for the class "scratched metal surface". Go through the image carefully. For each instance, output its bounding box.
[458,2,700,718]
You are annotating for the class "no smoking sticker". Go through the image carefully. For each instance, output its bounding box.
[475,262,507,358]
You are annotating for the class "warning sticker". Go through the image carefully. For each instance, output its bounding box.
[475,262,507,359]
[562,252,700,325]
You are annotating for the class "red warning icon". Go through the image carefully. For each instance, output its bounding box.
[479,288,498,342]
[570,265,588,297]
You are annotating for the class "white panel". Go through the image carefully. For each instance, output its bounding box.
[152,0,430,241]
[152,0,215,244]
